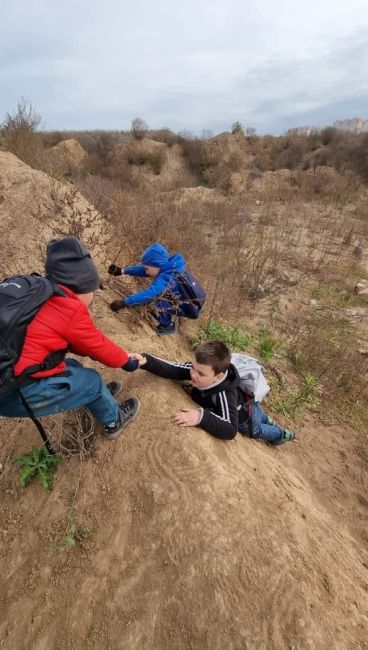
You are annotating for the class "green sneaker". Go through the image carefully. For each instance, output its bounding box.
[273,429,296,446]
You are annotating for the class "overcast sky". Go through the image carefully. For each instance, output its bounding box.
[1,0,368,135]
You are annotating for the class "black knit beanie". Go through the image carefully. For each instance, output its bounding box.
[45,237,99,294]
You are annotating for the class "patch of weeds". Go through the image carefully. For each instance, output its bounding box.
[192,320,250,350]
[310,283,362,307]
[257,325,281,361]
[13,446,63,491]
[55,512,92,549]
[258,336,280,361]
[270,372,321,419]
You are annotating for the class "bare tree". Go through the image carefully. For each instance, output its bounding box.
[131,117,148,140]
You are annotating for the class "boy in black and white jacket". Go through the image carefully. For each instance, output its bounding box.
[132,339,295,444]
[133,340,244,440]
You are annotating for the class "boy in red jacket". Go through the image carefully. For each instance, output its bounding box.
[0,237,140,439]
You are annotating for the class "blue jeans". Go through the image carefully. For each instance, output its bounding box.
[238,401,284,443]
[0,359,119,426]
[151,298,186,328]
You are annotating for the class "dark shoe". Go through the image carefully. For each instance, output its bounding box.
[273,429,296,446]
[107,381,123,398]
[102,397,141,439]
[156,322,176,336]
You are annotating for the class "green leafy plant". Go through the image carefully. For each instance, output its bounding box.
[258,336,280,361]
[192,320,250,350]
[55,512,92,549]
[270,372,321,418]
[13,446,63,491]
[257,325,281,361]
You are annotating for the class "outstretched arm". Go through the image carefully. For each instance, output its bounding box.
[123,264,148,277]
[140,353,192,381]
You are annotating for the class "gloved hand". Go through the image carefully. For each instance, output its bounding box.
[110,299,126,312]
[108,264,123,276]
[122,358,139,372]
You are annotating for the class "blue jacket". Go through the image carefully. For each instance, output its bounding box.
[123,243,186,306]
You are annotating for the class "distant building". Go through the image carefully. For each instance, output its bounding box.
[333,118,368,134]
[287,118,368,136]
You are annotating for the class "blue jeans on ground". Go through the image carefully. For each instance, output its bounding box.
[0,359,119,426]
[151,298,186,328]
[238,401,284,443]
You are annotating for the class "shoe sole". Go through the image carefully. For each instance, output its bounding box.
[102,398,141,440]
[157,329,176,336]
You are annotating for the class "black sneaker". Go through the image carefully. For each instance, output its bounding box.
[102,398,141,439]
[156,322,176,336]
[107,381,123,398]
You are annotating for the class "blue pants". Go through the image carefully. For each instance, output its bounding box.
[151,298,186,328]
[0,359,119,426]
[238,401,284,443]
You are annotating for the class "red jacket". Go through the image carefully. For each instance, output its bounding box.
[14,286,129,378]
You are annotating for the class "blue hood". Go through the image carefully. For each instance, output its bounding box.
[141,243,169,268]
[141,243,186,273]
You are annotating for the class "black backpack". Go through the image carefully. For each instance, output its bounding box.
[0,274,67,399]
[0,274,68,453]
[176,270,206,319]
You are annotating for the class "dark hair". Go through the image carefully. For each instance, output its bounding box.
[195,340,231,374]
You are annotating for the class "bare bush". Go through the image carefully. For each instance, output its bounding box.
[131,118,148,140]
[231,121,244,135]
[150,128,177,147]
[0,97,44,168]
[126,147,167,174]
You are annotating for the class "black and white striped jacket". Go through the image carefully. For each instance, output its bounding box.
[142,353,248,440]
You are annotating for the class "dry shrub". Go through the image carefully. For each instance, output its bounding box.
[297,168,360,203]
[131,118,148,140]
[0,97,45,169]
[150,128,177,147]
[288,312,368,432]
[44,409,96,459]
[82,132,119,176]
[180,136,211,183]
[227,150,244,172]
[126,147,167,174]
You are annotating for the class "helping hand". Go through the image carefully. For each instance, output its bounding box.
[130,353,147,367]
[110,299,126,312]
[171,409,201,427]
[108,264,123,276]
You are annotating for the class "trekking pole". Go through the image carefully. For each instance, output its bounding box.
[17,390,55,455]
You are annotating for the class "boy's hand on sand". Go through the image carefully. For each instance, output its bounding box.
[130,353,147,367]
[172,409,200,427]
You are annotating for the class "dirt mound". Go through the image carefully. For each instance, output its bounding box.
[0,150,107,278]
[205,132,254,167]
[111,139,193,191]
[224,168,299,199]
[0,152,368,649]
[46,139,87,177]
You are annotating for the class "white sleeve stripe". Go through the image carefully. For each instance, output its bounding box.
[222,392,230,421]
[210,410,231,423]
[218,392,231,423]
[148,355,192,369]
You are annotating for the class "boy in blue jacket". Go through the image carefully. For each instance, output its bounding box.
[108,243,188,335]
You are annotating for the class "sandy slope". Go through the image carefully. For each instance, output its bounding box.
[0,152,367,650]
[1,303,367,650]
